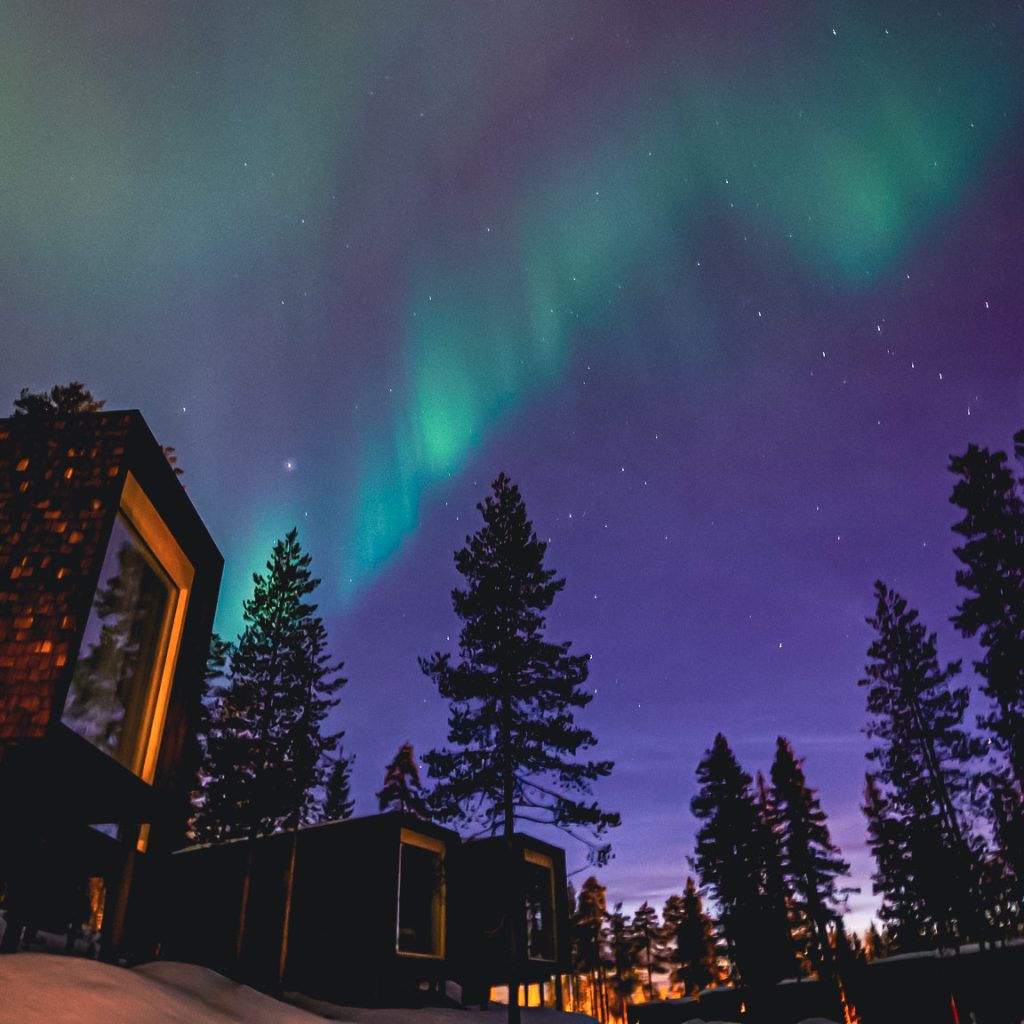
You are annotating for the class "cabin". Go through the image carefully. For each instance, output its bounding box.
[162,814,571,1008]
[0,411,222,958]
[163,813,461,1005]
[451,833,569,1006]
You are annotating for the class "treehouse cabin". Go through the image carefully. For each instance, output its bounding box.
[163,813,460,1006]
[0,411,222,958]
[451,833,569,1006]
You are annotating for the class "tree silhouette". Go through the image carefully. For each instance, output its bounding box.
[949,431,1024,889]
[672,877,718,996]
[860,582,981,948]
[11,381,182,473]
[422,474,618,860]
[422,474,619,1024]
[192,530,347,842]
[377,742,428,817]
[323,747,355,821]
[631,900,665,1000]
[691,733,795,988]
[12,382,104,416]
[770,737,851,976]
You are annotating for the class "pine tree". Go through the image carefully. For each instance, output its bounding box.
[770,737,851,976]
[631,901,665,1000]
[422,475,618,1024]
[422,474,619,860]
[949,432,1024,887]
[608,904,641,1008]
[323,748,355,821]
[691,733,793,988]
[193,530,347,841]
[861,773,925,951]
[673,877,718,995]
[860,582,981,947]
[572,877,609,1021]
[377,742,428,817]
[754,769,802,979]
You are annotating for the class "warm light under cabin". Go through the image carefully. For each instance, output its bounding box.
[0,410,222,959]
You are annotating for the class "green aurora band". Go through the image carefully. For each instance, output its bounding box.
[348,8,1016,593]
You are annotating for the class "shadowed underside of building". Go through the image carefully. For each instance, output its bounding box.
[0,411,222,960]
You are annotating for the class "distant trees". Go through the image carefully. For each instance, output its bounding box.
[770,737,851,974]
[191,530,349,843]
[669,877,718,995]
[323,747,355,821]
[377,742,428,817]
[690,733,797,989]
[10,381,182,473]
[631,901,665,1000]
[12,381,104,416]
[859,581,980,948]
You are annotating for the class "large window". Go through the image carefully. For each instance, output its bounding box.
[524,850,556,961]
[62,473,192,782]
[396,829,445,957]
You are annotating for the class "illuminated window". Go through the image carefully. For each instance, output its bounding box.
[524,850,556,961]
[396,829,445,957]
[62,473,193,783]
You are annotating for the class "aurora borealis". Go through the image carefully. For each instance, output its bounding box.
[3,1,1023,925]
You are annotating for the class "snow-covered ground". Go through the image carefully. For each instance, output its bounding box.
[0,954,839,1024]
[0,955,598,1024]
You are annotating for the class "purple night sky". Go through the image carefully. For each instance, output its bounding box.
[3,1,1023,929]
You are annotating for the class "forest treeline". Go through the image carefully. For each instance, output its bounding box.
[558,425,1024,1020]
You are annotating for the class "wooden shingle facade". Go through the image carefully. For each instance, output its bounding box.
[0,411,222,958]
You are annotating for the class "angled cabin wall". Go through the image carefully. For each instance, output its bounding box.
[452,833,569,998]
[0,411,222,959]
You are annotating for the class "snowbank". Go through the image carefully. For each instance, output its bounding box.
[0,954,601,1024]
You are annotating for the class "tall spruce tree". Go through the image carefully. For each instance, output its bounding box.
[770,737,851,976]
[421,475,618,1024]
[193,530,347,841]
[377,742,428,817]
[422,474,619,856]
[691,733,795,988]
[860,581,981,947]
[949,431,1024,887]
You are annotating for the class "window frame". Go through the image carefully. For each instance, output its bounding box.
[62,471,193,786]
[395,827,447,960]
[523,848,557,962]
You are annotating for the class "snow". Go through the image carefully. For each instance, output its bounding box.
[0,954,601,1024]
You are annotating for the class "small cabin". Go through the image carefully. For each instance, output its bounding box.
[452,833,569,1005]
[163,815,572,1009]
[163,813,460,1005]
[0,411,222,957]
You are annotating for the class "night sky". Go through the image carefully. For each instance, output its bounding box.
[4,1,1023,929]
